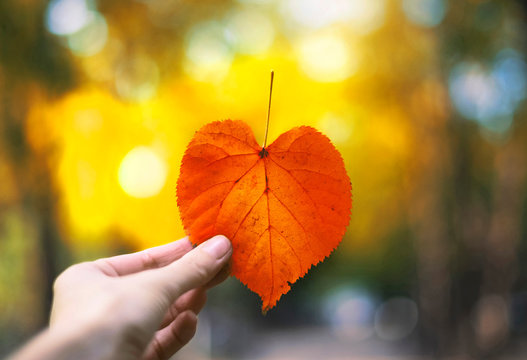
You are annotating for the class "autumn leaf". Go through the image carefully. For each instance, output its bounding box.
[177,120,352,312]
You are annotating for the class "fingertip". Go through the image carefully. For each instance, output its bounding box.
[199,235,232,260]
[147,235,232,302]
[205,260,232,289]
[144,311,198,360]
[174,311,198,344]
[175,237,193,249]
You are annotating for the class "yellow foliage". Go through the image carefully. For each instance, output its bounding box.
[26,48,416,254]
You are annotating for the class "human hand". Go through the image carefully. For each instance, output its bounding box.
[10,235,232,360]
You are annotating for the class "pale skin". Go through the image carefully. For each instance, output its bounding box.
[8,235,232,360]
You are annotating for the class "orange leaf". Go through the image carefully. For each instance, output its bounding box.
[177,120,352,312]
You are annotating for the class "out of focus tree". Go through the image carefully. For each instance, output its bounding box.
[1,0,526,358]
[0,0,77,343]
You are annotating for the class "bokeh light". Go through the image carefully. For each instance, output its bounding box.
[67,12,108,57]
[345,0,387,35]
[281,0,386,35]
[118,146,168,199]
[115,55,160,102]
[472,295,510,351]
[184,21,234,83]
[297,31,359,82]
[282,0,347,29]
[493,49,527,105]
[225,9,275,55]
[448,61,514,134]
[45,0,94,35]
[318,113,353,144]
[402,0,447,28]
[3,0,527,358]
[374,297,419,341]
[323,287,377,342]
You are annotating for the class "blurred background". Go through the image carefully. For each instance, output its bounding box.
[1,0,526,358]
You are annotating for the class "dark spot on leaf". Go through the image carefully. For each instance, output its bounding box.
[259,147,269,158]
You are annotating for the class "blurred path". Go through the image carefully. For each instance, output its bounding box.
[247,327,424,360]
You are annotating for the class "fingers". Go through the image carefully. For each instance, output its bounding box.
[143,235,232,303]
[205,260,231,289]
[143,311,197,360]
[93,238,193,276]
[159,288,207,329]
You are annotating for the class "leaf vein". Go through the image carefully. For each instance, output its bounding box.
[231,191,266,241]
[181,180,234,218]
[283,132,312,152]
[267,189,316,262]
[283,168,341,183]
[202,132,259,152]
[210,159,261,234]
[190,143,230,156]
[243,227,270,274]
[266,190,274,308]
[187,152,258,169]
[269,225,303,274]
[269,158,329,226]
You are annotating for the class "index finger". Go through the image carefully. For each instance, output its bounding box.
[94,237,193,276]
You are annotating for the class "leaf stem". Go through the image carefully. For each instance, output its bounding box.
[262,70,274,149]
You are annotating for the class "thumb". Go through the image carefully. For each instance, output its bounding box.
[143,235,232,302]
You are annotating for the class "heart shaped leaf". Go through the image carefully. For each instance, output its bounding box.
[177,120,352,312]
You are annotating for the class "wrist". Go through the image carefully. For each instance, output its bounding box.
[9,320,123,360]
[52,320,121,360]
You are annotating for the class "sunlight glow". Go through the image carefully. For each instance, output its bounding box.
[282,0,386,34]
[345,0,386,35]
[74,109,102,134]
[297,32,358,82]
[118,146,167,198]
[225,9,275,55]
[283,0,346,29]
[318,113,353,144]
[67,12,108,56]
[472,295,510,350]
[323,287,376,342]
[449,61,516,134]
[115,56,160,102]
[45,0,93,35]
[76,161,97,199]
[402,0,447,28]
[184,22,233,83]
[493,49,527,104]
[374,297,419,341]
